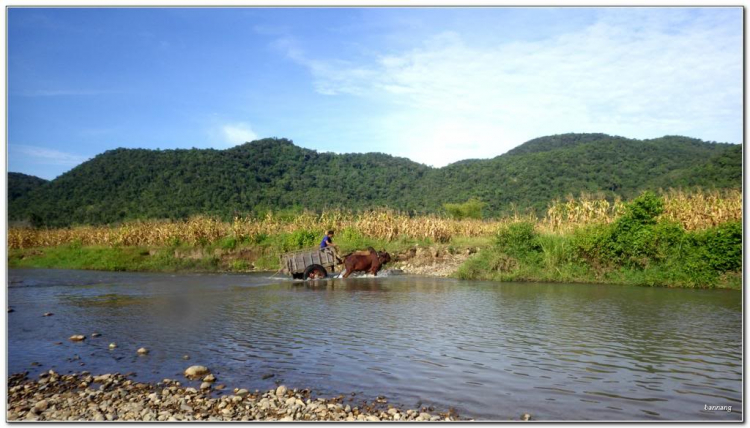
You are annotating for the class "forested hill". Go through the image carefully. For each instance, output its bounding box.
[8,172,48,203]
[8,134,742,226]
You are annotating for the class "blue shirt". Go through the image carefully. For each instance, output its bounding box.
[320,235,332,249]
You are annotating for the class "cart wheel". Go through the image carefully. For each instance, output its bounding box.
[303,264,328,280]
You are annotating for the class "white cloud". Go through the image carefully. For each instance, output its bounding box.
[277,9,741,166]
[221,122,259,146]
[10,144,90,166]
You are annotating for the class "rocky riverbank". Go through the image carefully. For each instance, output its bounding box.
[393,245,478,277]
[8,370,465,422]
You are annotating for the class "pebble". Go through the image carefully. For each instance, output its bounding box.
[203,374,216,383]
[276,385,287,397]
[182,355,190,360]
[136,348,148,355]
[109,343,117,349]
[91,333,101,338]
[34,399,48,412]
[522,413,532,421]
[69,335,85,342]
[7,371,463,422]
[43,312,53,317]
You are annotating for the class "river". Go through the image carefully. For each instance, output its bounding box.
[7,268,742,421]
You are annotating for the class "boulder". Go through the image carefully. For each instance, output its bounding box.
[184,366,210,379]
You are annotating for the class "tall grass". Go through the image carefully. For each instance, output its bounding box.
[542,189,740,233]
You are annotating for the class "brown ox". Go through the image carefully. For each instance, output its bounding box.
[341,247,392,278]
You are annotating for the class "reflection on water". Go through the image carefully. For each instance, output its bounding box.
[8,269,742,421]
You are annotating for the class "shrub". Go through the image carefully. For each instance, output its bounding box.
[230,259,250,271]
[220,237,238,250]
[496,221,541,256]
[691,221,742,273]
[622,191,664,225]
[282,229,318,251]
[444,198,486,220]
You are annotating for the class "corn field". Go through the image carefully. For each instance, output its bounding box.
[8,189,741,249]
[543,189,741,233]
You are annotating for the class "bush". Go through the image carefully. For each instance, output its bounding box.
[622,191,663,225]
[496,221,541,257]
[691,221,742,273]
[282,229,318,251]
[574,191,673,269]
[220,237,238,250]
[444,198,486,220]
[230,259,250,271]
[456,248,518,280]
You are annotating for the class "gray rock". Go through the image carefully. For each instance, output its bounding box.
[200,382,211,390]
[203,374,215,383]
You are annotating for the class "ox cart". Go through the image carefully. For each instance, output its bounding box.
[281,248,341,280]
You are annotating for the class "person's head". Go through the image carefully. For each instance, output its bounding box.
[327,230,335,237]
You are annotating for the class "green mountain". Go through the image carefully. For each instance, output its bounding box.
[8,134,742,227]
[8,172,48,203]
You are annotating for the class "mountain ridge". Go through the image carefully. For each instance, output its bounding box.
[8,133,742,226]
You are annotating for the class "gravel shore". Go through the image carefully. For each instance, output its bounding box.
[7,371,464,422]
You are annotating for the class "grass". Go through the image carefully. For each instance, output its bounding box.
[7,231,437,273]
[8,245,221,272]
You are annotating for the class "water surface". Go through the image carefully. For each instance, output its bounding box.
[7,269,742,421]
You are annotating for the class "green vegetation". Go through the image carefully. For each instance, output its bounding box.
[8,229,434,274]
[8,172,48,202]
[443,198,486,220]
[9,134,741,227]
[456,192,742,289]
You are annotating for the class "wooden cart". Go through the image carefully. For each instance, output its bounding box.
[281,248,341,280]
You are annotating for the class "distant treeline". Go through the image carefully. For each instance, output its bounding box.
[8,133,742,227]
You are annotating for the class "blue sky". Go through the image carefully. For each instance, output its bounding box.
[8,7,743,179]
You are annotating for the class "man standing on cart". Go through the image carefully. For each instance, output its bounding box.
[320,230,343,263]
